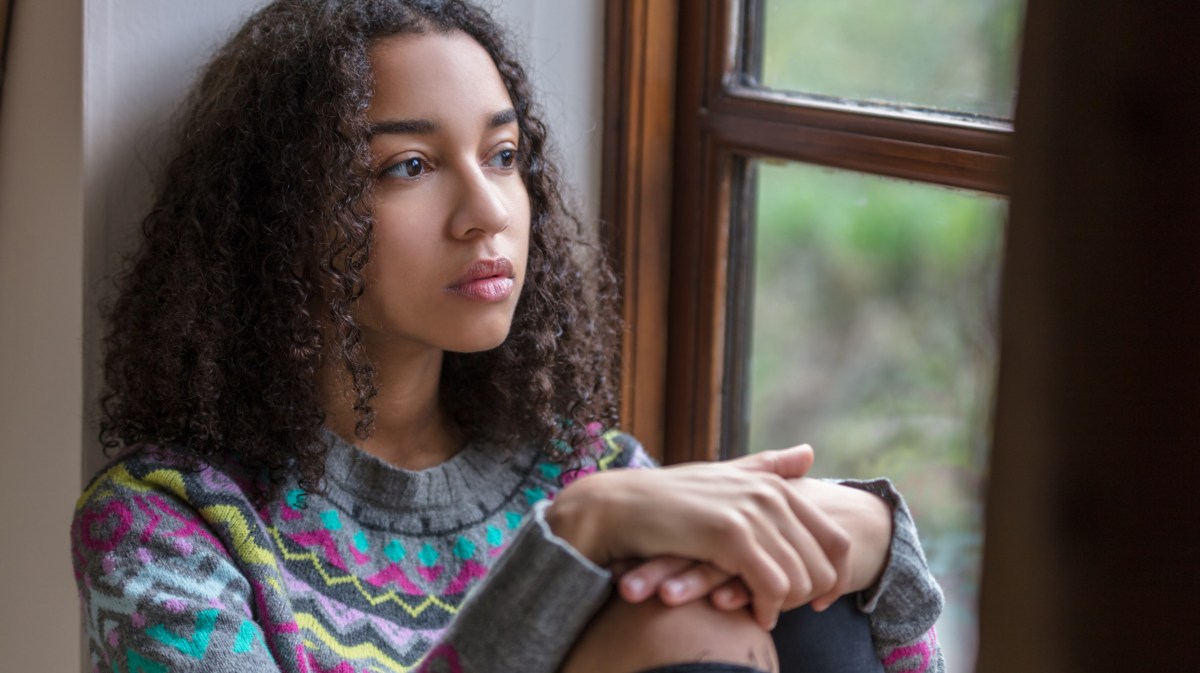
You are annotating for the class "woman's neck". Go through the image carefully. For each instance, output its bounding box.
[319,344,462,471]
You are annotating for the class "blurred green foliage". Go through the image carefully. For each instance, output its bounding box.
[762,0,1022,117]
[748,161,1003,669]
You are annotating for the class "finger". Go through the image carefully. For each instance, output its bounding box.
[777,483,852,608]
[727,444,814,479]
[810,588,843,613]
[710,578,751,611]
[658,563,736,606]
[711,516,791,630]
[749,500,818,613]
[618,557,694,603]
[745,556,789,630]
[735,475,839,611]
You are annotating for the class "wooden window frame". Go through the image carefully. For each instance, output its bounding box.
[601,0,678,462]
[603,0,1014,464]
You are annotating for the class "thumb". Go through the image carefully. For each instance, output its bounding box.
[726,444,814,479]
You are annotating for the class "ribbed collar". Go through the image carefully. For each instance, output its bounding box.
[319,429,539,513]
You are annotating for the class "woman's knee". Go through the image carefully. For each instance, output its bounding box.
[561,594,778,673]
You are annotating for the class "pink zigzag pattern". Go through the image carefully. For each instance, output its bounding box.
[133,497,162,542]
[560,465,596,488]
[365,564,427,596]
[278,563,439,647]
[135,495,223,550]
[280,503,304,522]
[290,530,350,571]
[303,649,359,673]
[280,565,436,649]
[881,627,937,673]
[443,561,489,596]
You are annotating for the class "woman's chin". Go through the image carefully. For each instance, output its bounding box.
[442,328,514,354]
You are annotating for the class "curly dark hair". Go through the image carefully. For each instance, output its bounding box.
[100,0,621,500]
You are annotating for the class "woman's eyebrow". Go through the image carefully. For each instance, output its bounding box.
[489,108,517,128]
[368,109,516,137]
[369,119,438,137]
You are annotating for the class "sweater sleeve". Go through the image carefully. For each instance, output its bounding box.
[840,478,946,673]
[416,500,613,673]
[71,464,283,673]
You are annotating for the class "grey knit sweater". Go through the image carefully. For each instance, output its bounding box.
[71,429,944,673]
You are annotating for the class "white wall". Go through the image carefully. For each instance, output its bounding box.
[491,0,606,225]
[0,0,602,669]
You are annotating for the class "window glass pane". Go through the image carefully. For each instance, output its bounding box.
[747,161,1002,670]
[759,0,1024,118]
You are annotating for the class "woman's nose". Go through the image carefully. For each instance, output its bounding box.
[448,165,512,239]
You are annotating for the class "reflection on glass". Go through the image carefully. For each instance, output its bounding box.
[747,161,1003,670]
[760,0,1024,118]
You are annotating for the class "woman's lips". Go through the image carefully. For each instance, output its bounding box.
[447,258,515,302]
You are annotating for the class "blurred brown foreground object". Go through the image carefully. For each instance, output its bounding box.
[1,0,14,105]
[980,1,1200,670]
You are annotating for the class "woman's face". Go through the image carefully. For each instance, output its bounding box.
[357,31,531,357]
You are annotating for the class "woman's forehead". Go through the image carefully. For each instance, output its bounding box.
[366,31,514,126]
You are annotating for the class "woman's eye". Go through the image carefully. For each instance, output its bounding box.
[384,157,428,179]
[488,148,518,169]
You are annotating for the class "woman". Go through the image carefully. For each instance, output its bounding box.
[73,1,943,672]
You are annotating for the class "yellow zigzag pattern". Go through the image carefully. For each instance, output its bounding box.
[138,470,278,569]
[76,464,144,510]
[202,504,279,568]
[267,526,460,618]
[597,429,626,469]
[140,468,189,500]
[297,613,411,673]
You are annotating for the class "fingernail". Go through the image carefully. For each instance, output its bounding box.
[624,577,645,598]
[663,579,685,597]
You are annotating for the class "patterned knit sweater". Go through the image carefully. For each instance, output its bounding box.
[72,429,944,673]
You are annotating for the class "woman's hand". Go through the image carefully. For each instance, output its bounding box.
[612,478,894,616]
[613,556,755,610]
[545,445,852,628]
[786,477,893,594]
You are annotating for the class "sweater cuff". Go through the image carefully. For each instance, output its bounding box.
[442,499,612,673]
[838,478,944,644]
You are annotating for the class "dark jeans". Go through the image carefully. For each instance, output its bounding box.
[635,595,882,673]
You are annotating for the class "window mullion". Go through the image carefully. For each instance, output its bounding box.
[708,113,1009,195]
[719,88,1013,156]
[706,96,1012,195]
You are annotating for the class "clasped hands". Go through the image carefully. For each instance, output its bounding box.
[544,445,893,630]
